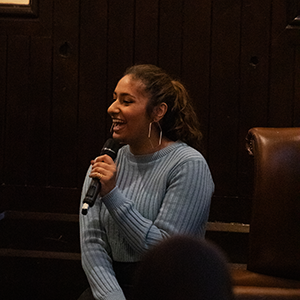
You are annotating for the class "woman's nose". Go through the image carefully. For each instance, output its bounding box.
[107,100,118,115]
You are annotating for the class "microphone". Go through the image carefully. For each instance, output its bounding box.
[81,138,120,215]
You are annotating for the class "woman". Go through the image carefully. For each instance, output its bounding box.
[79,64,214,300]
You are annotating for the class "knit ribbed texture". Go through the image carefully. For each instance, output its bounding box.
[80,141,214,300]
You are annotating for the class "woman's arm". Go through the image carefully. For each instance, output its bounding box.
[102,158,214,255]
[80,169,126,300]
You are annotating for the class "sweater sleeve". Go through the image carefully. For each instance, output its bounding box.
[102,158,214,255]
[80,169,126,300]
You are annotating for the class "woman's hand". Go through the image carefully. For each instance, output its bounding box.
[89,154,117,197]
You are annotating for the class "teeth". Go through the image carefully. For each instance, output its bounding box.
[110,120,124,133]
[112,119,124,125]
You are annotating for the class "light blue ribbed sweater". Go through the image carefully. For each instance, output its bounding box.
[80,141,214,300]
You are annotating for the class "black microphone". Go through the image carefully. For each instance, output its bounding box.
[81,138,120,215]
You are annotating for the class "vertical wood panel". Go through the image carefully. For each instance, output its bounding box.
[0,35,7,185]
[238,0,272,197]
[268,46,295,126]
[106,0,135,144]
[294,46,300,126]
[268,0,295,126]
[158,0,183,76]
[208,0,241,196]
[272,0,290,34]
[107,0,135,97]
[51,0,80,187]
[181,0,212,157]
[78,0,109,187]
[134,0,159,65]
[5,36,30,185]
[1,0,300,219]
[27,37,52,186]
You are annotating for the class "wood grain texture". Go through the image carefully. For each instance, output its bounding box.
[0,0,299,221]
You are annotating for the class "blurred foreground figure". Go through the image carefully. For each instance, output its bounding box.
[132,235,234,300]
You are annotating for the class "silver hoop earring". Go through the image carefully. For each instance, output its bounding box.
[148,121,162,147]
[148,122,153,139]
[157,122,162,146]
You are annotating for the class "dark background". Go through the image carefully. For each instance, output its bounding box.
[0,0,300,298]
[1,0,300,220]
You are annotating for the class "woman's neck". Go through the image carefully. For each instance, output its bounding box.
[129,137,174,155]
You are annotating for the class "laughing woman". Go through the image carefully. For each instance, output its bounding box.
[79,64,214,300]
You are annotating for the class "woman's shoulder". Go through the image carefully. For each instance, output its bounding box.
[166,142,213,181]
[169,141,206,162]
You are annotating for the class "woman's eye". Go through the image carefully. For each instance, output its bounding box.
[123,99,132,105]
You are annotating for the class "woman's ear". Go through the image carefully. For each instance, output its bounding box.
[153,102,168,122]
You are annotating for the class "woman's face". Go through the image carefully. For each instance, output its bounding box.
[107,75,152,153]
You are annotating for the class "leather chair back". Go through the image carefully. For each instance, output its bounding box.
[246,127,300,280]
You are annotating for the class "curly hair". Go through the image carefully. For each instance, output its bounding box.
[124,64,203,150]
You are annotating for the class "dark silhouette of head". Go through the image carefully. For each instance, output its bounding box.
[133,235,234,300]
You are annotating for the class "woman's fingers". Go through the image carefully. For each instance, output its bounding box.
[89,154,117,196]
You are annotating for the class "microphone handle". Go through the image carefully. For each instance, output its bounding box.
[81,178,101,215]
[81,138,120,215]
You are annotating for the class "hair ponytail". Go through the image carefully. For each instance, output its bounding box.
[168,80,203,150]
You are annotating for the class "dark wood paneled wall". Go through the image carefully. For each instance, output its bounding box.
[1,0,300,223]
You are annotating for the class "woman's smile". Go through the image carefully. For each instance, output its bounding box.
[111,118,126,132]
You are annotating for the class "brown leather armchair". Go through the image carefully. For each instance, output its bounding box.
[245,127,300,280]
